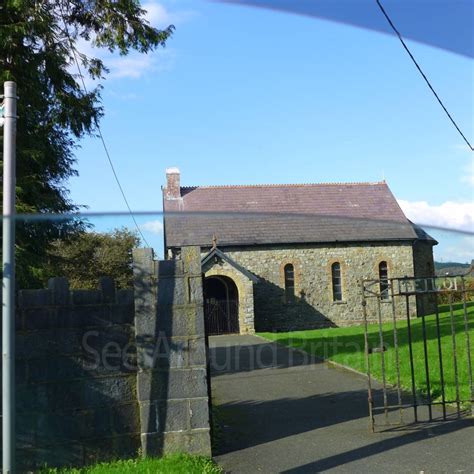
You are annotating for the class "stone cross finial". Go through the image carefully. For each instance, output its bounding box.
[211,234,218,249]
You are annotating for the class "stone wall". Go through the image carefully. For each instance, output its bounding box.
[13,277,138,470]
[220,242,420,330]
[6,246,211,471]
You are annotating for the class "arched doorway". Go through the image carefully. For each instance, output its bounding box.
[204,276,239,335]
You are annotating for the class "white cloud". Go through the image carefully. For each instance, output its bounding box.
[143,2,170,26]
[70,2,187,83]
[398,199,474,233]
[106,90,140,101]
[107,54,155,79]
[113,49,176,79]
[142,1,196,28]
[73,39,176,83]
[140,220,164,234]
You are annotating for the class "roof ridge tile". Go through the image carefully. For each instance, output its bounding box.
[180,181,387,190]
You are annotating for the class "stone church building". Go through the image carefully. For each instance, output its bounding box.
[163,168,437,334]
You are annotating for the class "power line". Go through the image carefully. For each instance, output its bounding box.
[58,3,151,247]
[376,0,473,151]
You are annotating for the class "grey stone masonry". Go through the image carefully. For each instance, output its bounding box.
[220,242,424,331]
[133,246,211,458]
[413,240,437,316]
[9,246,211,471]
[13,277,139,471]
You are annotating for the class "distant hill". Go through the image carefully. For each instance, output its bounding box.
[435,261,473,276]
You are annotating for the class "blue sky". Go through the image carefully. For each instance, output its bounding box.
[66,0,473,261]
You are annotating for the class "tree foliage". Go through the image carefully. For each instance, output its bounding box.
[47,228,140,289]
[0,1,173,287]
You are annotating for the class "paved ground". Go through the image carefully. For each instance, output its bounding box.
[209,335,474,474]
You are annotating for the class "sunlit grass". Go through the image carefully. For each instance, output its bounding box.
[260,302,474,404]
[40,454,222,474]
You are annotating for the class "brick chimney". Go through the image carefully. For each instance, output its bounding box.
[164,167,181,200]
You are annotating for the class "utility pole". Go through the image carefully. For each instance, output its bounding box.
[2,81,17,474]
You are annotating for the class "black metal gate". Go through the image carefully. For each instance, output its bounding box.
[204,300,239,335]
[361,275,473,432]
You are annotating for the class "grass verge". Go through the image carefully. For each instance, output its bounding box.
[40,453,222,474]
[260,302,474,404]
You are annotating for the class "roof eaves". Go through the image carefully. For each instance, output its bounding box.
[410,221,439,245]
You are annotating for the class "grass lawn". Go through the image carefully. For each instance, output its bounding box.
[260,302,474,405]
[40,454,222,474]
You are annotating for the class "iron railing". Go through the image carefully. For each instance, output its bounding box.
[361,275,473,432]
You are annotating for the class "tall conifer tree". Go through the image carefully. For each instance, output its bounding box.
[0,1,173,286]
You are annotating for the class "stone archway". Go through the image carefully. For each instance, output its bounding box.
[201,247,257,335]
[203,275,240,335]
[203,267,255,334]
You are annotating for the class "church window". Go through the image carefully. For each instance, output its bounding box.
[284,264,295,301]
[379,261,389,300]
[331,262,343,301]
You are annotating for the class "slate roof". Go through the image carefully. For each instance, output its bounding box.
[163,182,434,248]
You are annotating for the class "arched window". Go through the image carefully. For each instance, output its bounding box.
[284,263,295,301]
[331,262,343,302]
[379,261,389,300]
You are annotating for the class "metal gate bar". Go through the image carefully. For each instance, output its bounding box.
[461,278,474,405]
[390,282,403,424]
[420,298,433,421]
[404,294,418,423]
[361,284,375,432]
[448,293,461,416]
[433,292,447,420]
[362,274,473,432]
[376,296,389,423]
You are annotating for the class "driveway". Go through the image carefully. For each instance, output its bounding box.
[209,335,474,473]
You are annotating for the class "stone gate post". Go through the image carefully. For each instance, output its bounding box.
[132,246,211,456]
